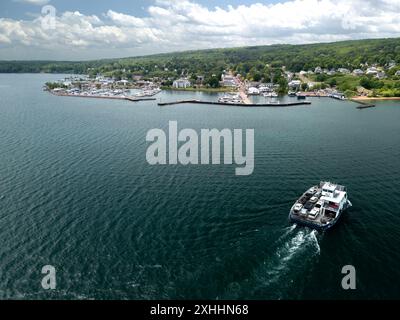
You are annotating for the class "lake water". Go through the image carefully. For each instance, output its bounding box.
[0,74,399,299]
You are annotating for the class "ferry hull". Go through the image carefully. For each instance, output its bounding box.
[289,200,351,231]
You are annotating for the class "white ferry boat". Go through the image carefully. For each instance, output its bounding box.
[289,182,352,230]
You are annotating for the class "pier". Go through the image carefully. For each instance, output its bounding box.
[239,86,252,105]
[158,100,311,107]
[350,99,376,109]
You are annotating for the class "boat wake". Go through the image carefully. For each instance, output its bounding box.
[275,228,320,266]
[223,226,322,299]
[251,227,321,296]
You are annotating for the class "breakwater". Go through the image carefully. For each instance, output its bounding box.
[158,100,311,107]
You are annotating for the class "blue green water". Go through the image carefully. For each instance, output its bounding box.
[0,74,400,299]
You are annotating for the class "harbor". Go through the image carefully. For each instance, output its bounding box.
[50,91,157,102]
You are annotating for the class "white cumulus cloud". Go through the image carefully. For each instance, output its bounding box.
[0,0,400,60]
[14,0,50,5]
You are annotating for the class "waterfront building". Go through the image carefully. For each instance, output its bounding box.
[221,74,237,87]
[288,80,301,88]
[173,79,191,88]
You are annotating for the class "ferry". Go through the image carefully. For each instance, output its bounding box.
[289,182,352,230]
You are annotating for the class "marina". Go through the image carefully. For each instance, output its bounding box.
[51,91,157,102]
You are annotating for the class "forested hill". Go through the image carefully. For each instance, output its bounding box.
[1,37,400,77]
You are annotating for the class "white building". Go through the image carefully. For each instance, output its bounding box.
[173,79,191,88]
[395,70,400,76]
[338,68,350,74]
[366,67,379,76]
[117,80,129,86]
[353,69,364,76]
[248,87,260,95]
[314,67,322,74]
[221,75,237,87]
[288,80,301,88]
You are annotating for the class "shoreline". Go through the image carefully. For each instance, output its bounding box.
[351,96,400,101]
[161,86,234,93]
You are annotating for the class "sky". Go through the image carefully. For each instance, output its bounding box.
[0,0,399,60]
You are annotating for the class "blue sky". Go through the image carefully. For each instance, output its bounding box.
[0,0,282,19]
[0,0,399,60]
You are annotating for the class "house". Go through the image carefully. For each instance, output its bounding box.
[375,71,386,80]
[314,67,322,74]
[353,69,364,76]
[288,80,301,88]
[258,83,276,92]
[221,74,237,87]
[173,78,191,88]
[366,67,379,76]
[338,68,350,74]
[395,70,400,76]
[197,75,205,84]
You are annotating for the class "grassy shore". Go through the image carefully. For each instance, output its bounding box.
[161,86,235,93]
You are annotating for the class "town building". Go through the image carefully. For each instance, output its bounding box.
[314,67,322,74]
[221,74,237,87]
[353,69,364,76]
[288,80,301,88]
[338,68,350,74]
[173,78,191,88]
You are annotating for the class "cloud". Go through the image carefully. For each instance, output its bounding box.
[14,0,50,5]
[1,0,400,59]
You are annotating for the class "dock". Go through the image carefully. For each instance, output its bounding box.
[239,88,252,105]
[350,99,376,109]
[158,100,311,107]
